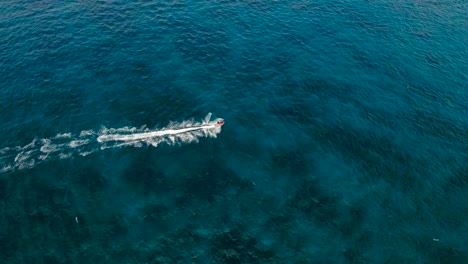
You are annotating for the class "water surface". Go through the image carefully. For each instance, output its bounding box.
[0,0,467,263]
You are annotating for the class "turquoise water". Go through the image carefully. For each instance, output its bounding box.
[0,0,467,262]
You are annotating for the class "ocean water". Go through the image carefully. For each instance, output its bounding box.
[0,0,467,263]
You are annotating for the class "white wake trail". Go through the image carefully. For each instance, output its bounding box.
[0,113,224,173]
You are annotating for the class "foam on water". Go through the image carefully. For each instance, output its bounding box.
[0,113,223,173]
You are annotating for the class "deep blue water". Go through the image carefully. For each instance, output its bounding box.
[1,0,467,263]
